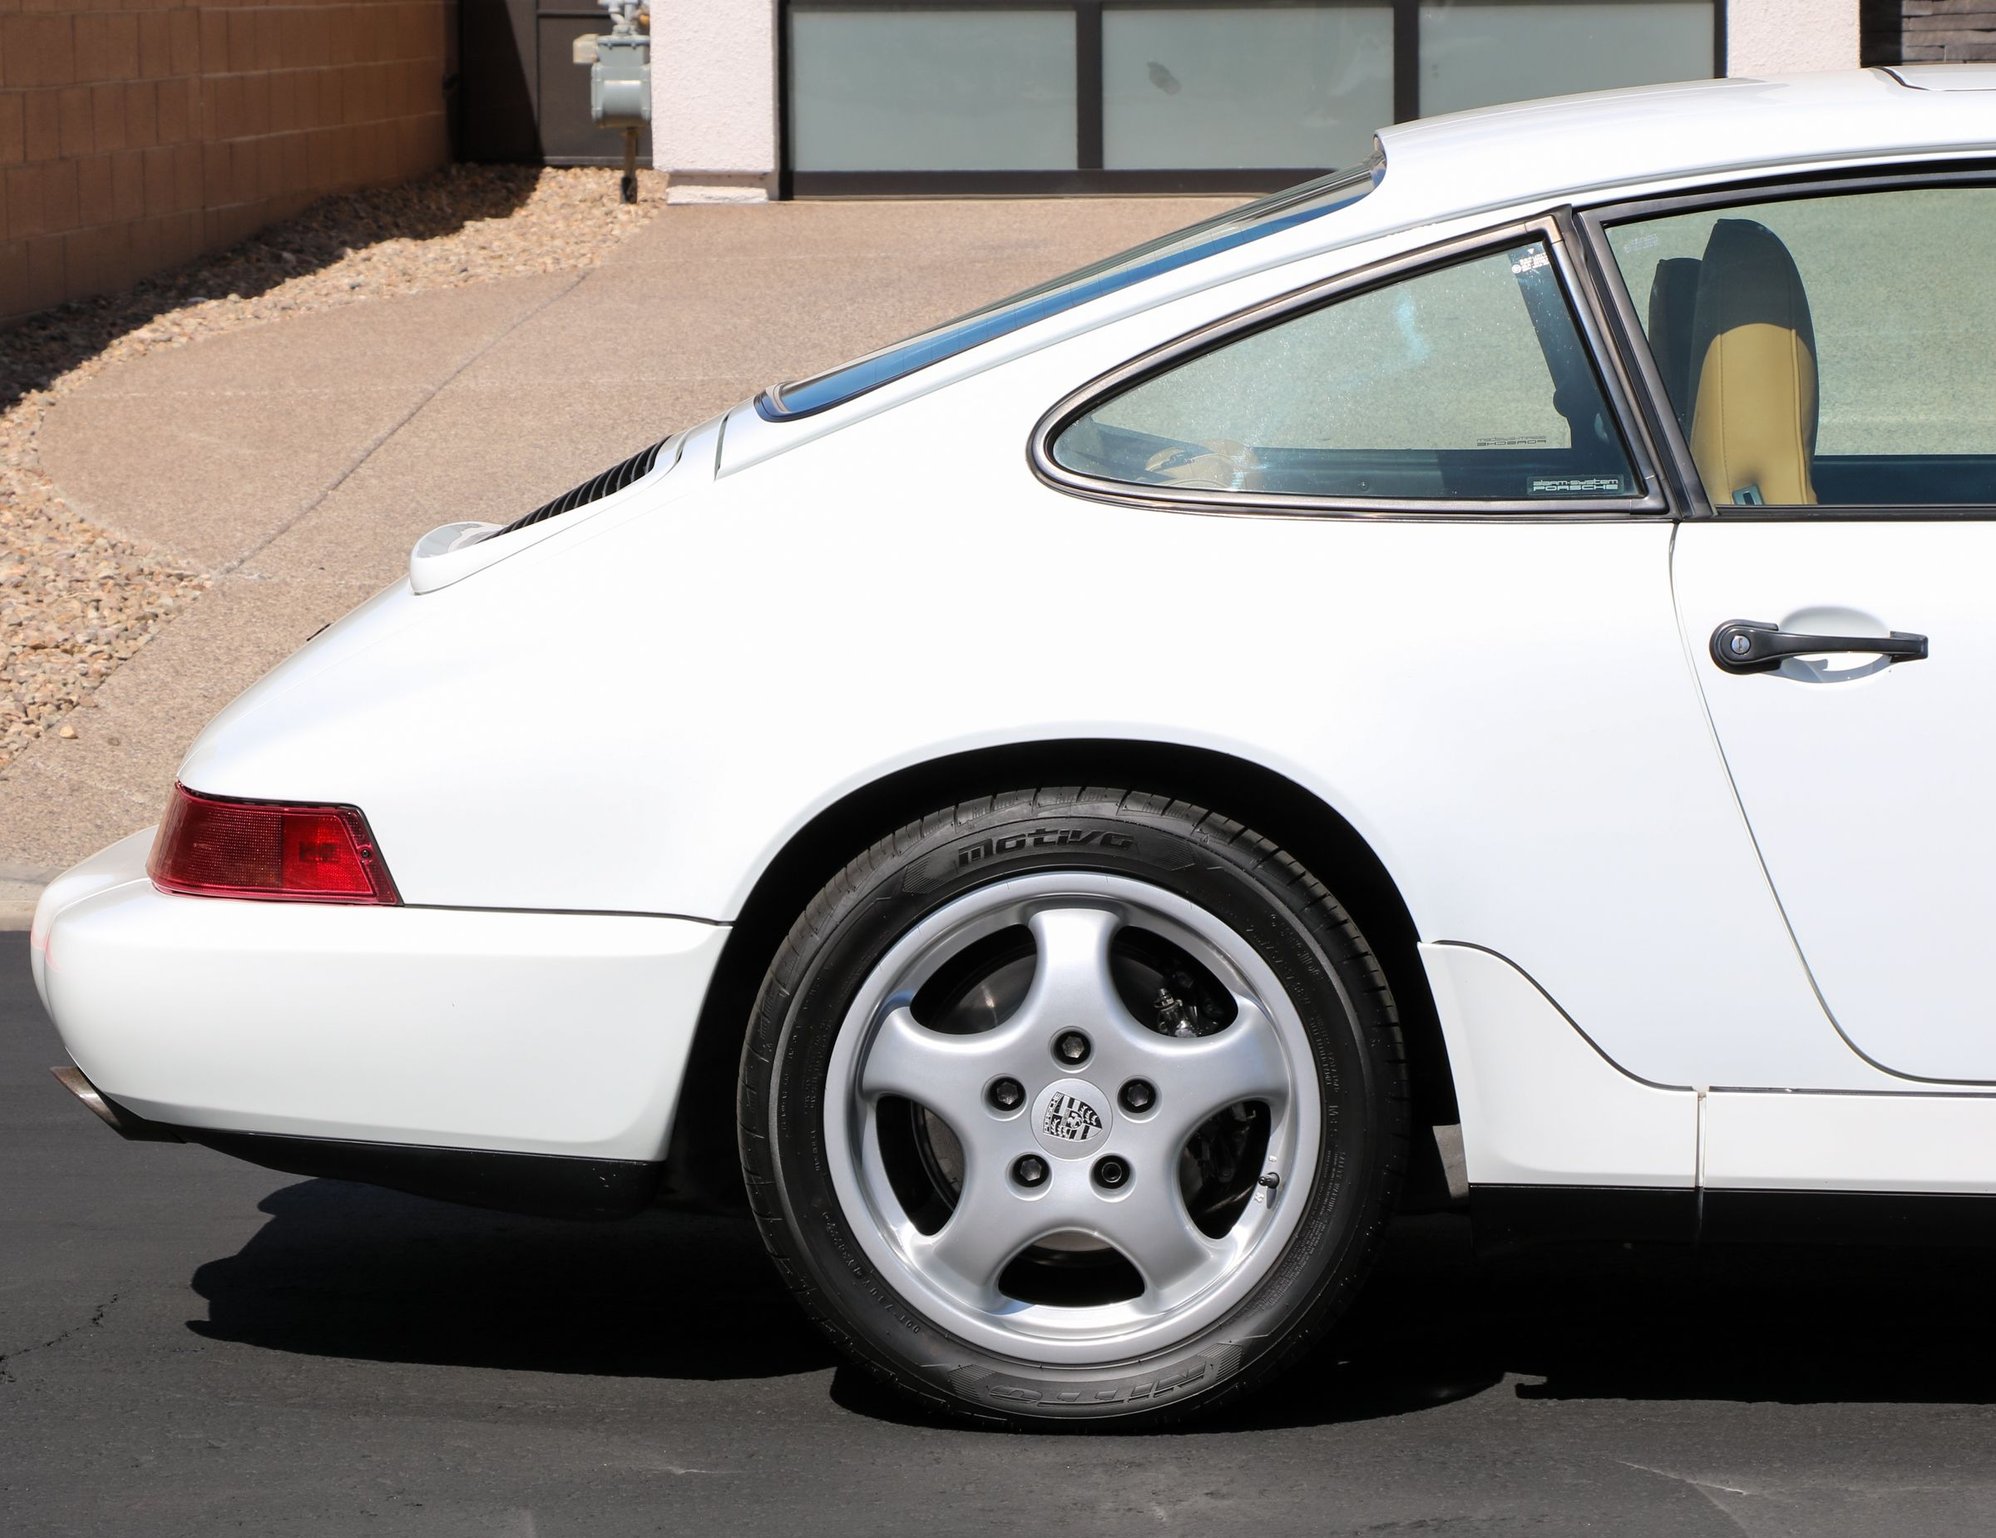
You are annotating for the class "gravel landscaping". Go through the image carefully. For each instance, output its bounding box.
[0,164,664,771]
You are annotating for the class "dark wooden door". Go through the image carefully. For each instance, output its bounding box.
[459,0,653,166]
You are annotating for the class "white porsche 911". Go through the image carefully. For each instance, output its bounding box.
[30,66,1996,1427]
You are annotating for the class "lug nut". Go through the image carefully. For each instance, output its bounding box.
[1118,1079,1156,1114]
[1093,1156,1130,1190]
[1014,1155,1049,1189]
[987,1077,1025,1112]
[1054,1031,1091,1066]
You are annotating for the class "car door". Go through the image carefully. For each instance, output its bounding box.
[1597,176,1996,1084]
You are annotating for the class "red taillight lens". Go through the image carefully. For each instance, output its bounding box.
[148,783,400,904]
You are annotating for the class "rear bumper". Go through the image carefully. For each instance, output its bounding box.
[33,829,730,1166]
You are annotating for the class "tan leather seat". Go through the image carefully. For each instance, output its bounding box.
[1685,219,1819,506]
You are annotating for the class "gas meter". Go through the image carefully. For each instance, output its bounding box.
[574,1,650,203]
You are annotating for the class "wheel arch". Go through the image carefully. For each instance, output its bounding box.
[665,739,1456,1209]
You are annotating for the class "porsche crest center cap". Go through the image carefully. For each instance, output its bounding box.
[1034,1079,1113,1158]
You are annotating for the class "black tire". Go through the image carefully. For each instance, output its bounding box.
[739,787,1408,1428]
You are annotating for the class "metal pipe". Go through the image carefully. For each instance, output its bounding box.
[49,1066,184,1143]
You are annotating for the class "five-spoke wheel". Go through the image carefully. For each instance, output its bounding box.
[827,874,1318,1359]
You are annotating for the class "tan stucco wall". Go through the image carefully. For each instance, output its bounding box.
[1727,0,1863,73]
[650,0,776,204]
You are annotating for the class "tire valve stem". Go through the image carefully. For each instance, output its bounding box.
[1257,1171,1281,1192]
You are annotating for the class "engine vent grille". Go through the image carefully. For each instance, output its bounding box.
[495,438,669,538]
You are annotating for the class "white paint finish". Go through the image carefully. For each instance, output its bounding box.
[651,0,777,195]
[1673,521,1996,1083]
[1705,1091,1996,1192]
[1726,0,1860,75]
[1374,71,1992,232]
[173,336,1871,1092]
[37,839,727,1161]
[1420,943,1697,1187]
[29,826,155,1014]
[1889,64,1996,91]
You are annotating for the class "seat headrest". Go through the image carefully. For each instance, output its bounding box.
[1686,218,1818,506]
[1646,257,1702,432]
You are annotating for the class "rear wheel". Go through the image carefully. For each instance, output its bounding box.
[739,788,1406,1427]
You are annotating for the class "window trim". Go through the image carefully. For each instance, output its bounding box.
[1579,161,1996,523]
[1029,212,1670,522]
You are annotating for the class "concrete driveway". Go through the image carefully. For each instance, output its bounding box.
[0,196,1231,883]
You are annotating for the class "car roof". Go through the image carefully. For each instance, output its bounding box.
[1372,68,1996,227]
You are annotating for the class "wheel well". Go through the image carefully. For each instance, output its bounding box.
[663,740,1457,1210]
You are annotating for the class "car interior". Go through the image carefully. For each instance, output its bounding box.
[1654,218,1821,506]
[1644,207,1996,508]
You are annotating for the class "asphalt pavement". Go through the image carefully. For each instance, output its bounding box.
[8,929,1996,1536]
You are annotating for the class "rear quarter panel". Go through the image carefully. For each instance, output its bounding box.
[174,215,1860,1097]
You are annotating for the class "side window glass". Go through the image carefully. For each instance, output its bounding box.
[1049,239,1639,504]
[1607,187,1996,508]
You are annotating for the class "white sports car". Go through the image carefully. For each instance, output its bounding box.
[32,67,1996,1427]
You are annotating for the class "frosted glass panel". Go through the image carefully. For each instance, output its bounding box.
[1418,2,1713,117]
[790,10,1078,172]
[1103,6,1393,170]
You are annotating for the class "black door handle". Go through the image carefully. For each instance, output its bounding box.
[1711,619,1929,675]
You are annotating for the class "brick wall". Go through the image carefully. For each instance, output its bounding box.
[1864,0,1996,61]
[1897,1,1996,59]
[0,2,451,325]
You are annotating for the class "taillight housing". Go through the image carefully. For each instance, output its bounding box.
[148,783,400,905]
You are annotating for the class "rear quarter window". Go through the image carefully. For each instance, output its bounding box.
[1049,238,1639,506]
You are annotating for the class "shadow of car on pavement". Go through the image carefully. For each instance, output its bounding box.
[188,1189,1996,1430]
[187,1177,835,1381]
